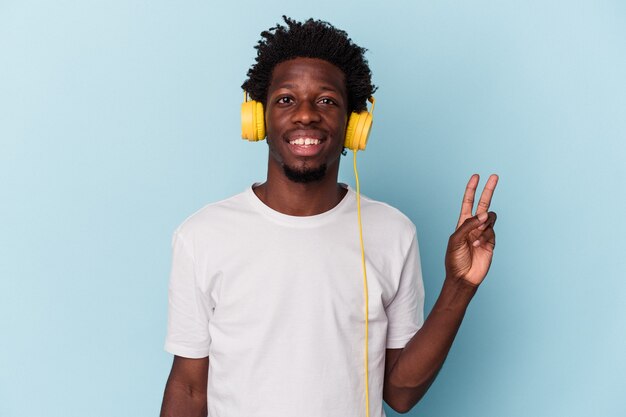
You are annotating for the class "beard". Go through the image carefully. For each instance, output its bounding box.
[283,163,327,183]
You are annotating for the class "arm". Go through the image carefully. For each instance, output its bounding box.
[160,356,209,417]
[383,277,478,412]
[383,174,498,413]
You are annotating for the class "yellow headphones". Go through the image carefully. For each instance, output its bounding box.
[241,92,375,151]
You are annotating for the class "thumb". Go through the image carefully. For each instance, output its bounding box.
[450,212,487,245]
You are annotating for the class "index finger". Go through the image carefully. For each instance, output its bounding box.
[476,174,499,214]
[458,174,479,228]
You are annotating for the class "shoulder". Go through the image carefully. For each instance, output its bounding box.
[356,191,417,241]
[173,189,254,239]
[360,194,415,229]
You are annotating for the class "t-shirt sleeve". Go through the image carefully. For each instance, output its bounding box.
[385,231,425,349]
[164,230,211,358]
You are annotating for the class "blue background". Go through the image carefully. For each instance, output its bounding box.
[1,1,625,416]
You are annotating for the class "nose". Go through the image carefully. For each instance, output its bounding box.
[291,100,321,125]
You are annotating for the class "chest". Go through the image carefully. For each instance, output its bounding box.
[196,225,401,336]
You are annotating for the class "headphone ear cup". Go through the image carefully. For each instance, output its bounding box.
[344,113,358,151]
[241,100,266,141]
[344,111,373,151]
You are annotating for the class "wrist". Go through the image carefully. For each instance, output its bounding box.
[434,276,478,313]
[445,274,481,289]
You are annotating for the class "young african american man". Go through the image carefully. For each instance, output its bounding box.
[160,17,498,417]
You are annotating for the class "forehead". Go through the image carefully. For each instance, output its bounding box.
[268,57,347,96]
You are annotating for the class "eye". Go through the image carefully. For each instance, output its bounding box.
[318,97,337,105]
[276,96,293,104]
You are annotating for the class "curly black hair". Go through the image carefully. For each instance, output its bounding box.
[241,16,377,113]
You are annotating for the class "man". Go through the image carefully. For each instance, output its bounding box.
[161,16,498,417]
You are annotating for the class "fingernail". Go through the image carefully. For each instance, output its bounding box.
[478,223,487,230]
[478,212,488,222]
[473,239,481,247]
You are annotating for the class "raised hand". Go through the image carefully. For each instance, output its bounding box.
[445,174,498,286]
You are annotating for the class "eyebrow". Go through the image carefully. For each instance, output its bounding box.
[275,84,342,93]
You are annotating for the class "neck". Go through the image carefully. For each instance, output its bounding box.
[253,164,347,216]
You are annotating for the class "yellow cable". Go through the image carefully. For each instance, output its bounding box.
[353,150,370,417]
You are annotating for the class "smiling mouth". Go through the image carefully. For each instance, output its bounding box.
[285,135,326,157]
[288,138,322,146]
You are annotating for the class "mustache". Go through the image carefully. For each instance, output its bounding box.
[283,128,327,140]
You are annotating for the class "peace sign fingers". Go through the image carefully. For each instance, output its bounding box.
[456,174,499,229]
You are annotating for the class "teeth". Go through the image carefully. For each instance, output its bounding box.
[290,138,320,146]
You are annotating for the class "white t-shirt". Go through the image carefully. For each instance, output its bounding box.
[165,185,424,417]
